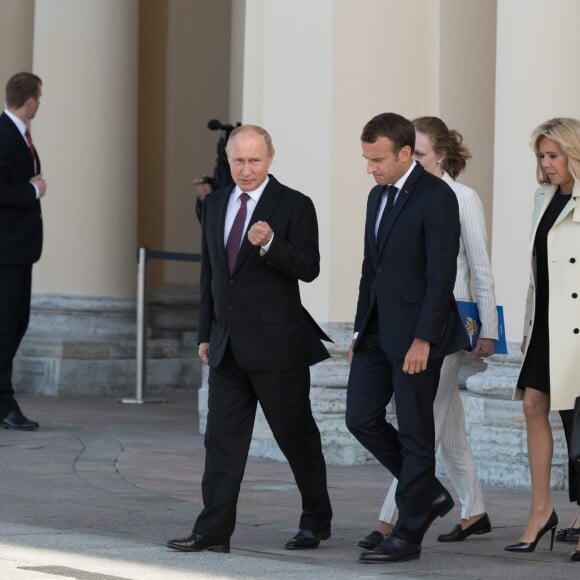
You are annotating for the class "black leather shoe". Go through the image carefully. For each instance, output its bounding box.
[3,409,39,431]
[437,513,492,542]
[425,487,454,531]
[166,533,229,553]
[359,534,421,563]
[285,527,331,550]
[357,530,385,549]
[556,526,580,542]
[571,548,580,562]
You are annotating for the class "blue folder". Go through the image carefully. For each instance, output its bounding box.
[456,300,508,355]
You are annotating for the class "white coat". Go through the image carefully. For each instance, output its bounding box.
[514,182,580,411]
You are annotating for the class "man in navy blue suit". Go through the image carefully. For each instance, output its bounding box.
[346,113,469,562]
[0,72,46,430]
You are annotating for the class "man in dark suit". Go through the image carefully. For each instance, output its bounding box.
[346,113,469,563]
[0,72,46,431]
[167,125,332,553]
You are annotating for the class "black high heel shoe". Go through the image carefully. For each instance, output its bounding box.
[504,510,558,553]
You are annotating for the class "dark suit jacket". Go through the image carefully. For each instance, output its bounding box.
[0,112,42,264]
[353,163,469,359]
[199,175,330,371]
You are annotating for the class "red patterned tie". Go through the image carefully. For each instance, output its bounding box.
[25,129,36,159]
[225,192,250,273]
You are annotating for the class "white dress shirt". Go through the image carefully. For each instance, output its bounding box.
[224,176,272,252]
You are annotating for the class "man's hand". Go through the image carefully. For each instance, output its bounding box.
[30,174,46,198]
[198,342,210,365]
[472,337,495,358]
[348,339,356,365]
[193,178,213,202]
[402,338,430,374]
[248,220,273,247]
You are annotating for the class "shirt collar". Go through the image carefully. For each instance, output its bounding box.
[392,160,417,191]
[231,175,270,203]
[4,108,27,137]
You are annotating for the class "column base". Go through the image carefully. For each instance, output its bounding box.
[14,292,201,398]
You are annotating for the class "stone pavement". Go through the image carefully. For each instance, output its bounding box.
[0,395,577,579]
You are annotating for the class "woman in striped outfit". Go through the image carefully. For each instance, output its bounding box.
[358,116,498,549]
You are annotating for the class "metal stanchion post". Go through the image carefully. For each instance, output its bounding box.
[119,246,166,404]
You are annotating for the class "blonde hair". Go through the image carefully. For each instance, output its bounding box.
[531,117,580,185]
[226,124,275,156]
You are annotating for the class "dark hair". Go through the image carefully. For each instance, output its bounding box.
[412,116,471,179]
[5,72,42,108]
[361,112,415,154]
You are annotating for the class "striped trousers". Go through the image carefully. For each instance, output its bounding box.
[379,350,485,522]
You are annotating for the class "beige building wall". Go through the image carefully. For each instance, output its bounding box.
[492,0,580,339]
[6,0,577,342]
[239,0,496,324]
[439,0,497,234]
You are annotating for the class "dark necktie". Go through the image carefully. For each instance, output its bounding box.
[376,185,398,246]
[225,192,249,273]
[25,129,35,159]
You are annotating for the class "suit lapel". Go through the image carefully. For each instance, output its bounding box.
[0,112,36,173]
[217,186,234,272]
[376,164,422,256]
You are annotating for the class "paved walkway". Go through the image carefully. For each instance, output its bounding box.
[0,394,577,579]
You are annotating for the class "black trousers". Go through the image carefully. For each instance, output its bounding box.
[194,344,332,542]
[0,264,32,419]
[346,327,444,545]
[560,409,580,505]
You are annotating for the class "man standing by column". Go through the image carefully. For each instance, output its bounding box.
[0,72,46,430]
[346,112,469,562]
[167,124,332,553]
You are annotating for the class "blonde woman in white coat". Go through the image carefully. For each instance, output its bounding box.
[505,118,580,563]
[358,117,498,550]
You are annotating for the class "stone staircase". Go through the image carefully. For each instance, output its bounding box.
[14,285,202,398]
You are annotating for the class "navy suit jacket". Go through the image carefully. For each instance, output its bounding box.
[353,163,469,359]
[0,112,42,264]
[199,175,331,371]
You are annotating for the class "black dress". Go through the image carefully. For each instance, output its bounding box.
[517,191,572,392]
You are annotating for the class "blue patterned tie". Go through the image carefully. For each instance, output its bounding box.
[225,192,249,273]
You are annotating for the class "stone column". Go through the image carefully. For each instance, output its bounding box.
[32,0,138,298]
[0,0,34,81]
[12,1,179,397]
